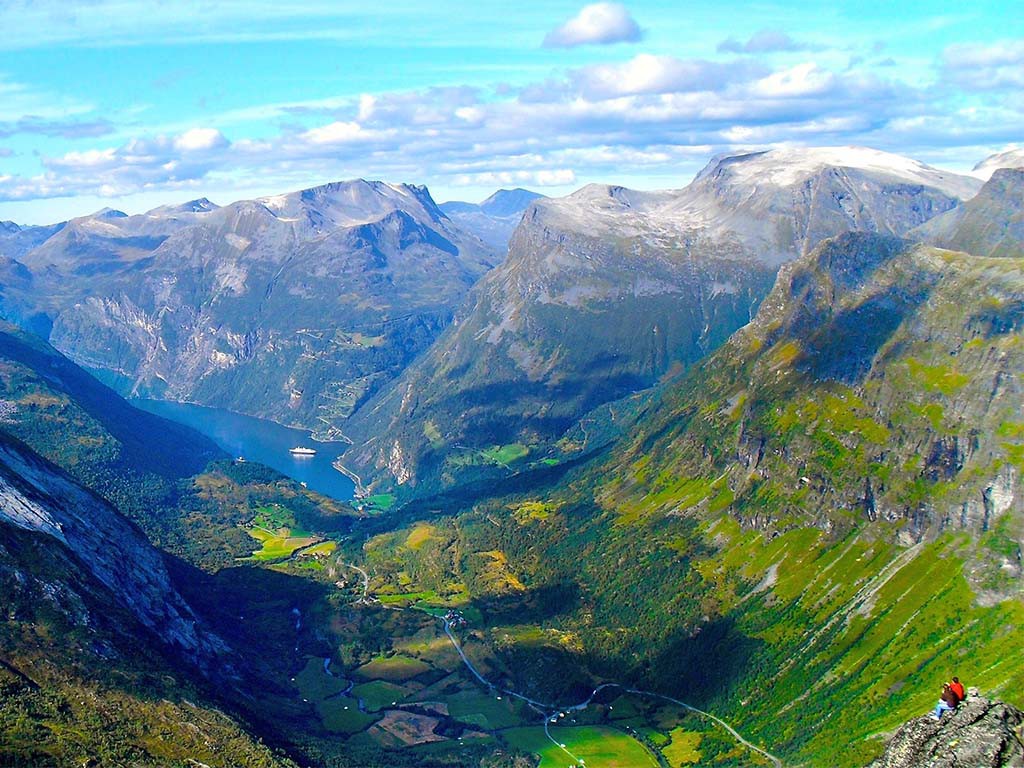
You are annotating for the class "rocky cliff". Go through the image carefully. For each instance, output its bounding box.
[0,432,221,659]
[868,694,1024,768]
[914,168,1024,258]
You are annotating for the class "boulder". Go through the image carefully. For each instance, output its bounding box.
[869,695,1024,768]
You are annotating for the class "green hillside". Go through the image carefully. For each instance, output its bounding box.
[357,232,1023,766]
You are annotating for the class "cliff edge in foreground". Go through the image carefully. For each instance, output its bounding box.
[869,694,1024,768]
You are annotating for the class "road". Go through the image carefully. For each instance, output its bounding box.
[438,617,782,768]
[336,563,782,768]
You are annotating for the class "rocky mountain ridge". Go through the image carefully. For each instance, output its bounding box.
[339,146,985,495]
[0,433,220,659]
[914,168,1024,258]
[0,178,498,437]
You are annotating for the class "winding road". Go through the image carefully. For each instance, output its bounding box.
[437,608,782,767]
[340,563,782,767]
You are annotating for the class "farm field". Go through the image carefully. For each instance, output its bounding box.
[501,725,660,767]
[242,503,322,560]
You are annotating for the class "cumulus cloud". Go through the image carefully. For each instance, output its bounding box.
[717,29,813,54]
[0,50,1001,206]
[172,127,228,152]
[0,128,235,201]
[454,169,576,187]
[942,38,1024,89]
[300,121,375,145]
[569,54,761,98]
[543,3,642,48]
[750,63,836,98]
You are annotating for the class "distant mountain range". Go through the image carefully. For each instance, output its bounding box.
[1,144,1022,768]
[340,147,993,495]
[0,146,1019,497]
[0,180,498,439]
[440,188,546,250]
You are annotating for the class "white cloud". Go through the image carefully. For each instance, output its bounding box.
[300,121,373,145]
[3,46,1016,208]
[543,3,642,48]
[750,63,836,98]
[571,54,759,97]
[453,169,576,187]
[943,39,1024,89]
[718,29,814,54]
[173,127,228,152]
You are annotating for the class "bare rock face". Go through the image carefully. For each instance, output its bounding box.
[0,435,224,663]
[868,696,1024,768]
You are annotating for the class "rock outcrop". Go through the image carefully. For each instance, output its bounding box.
[869,695,1024,768]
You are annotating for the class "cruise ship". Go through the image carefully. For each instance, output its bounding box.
[289,446,317,456]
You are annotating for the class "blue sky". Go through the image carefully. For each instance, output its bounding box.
[0,0,1021,223]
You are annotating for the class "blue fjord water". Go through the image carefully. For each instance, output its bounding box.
[134,399,356,502]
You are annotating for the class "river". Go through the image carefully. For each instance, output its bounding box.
[134,399,355,502]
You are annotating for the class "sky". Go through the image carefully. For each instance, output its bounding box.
[0,0,1021,224]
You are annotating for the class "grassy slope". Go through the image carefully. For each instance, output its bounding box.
[363,234,1023,766]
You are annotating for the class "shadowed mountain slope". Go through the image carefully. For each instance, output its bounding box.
[341,147,981,496]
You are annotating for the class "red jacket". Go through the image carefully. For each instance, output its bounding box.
[950,681,965,702]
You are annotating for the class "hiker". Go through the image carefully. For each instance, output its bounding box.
[949,676,965,702]
[931,683,958,720]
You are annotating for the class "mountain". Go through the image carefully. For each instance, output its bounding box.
[478,188,547,218]
[0,429,296,765]
[0,431,219,658]
[441,187,545,250]
[146,196,220,215]
[341,147,981,495]
[0,323,354,765]
[0,180,499,439]
[367,228,1023,766]
[0,219,66,260]
[972,147,1024,180]
[914,168,1024,258]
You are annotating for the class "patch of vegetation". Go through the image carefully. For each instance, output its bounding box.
[502,725,659,767]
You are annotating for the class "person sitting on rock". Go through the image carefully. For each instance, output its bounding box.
[932,683,958,720]
[949,676,965,702]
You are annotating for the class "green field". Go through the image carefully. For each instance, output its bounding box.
[355,654,431,682]
[502,725,659,767]
[481,443,529,465]
[444,689,523,730]
[662,728,703,766]
[318,697,377,734]
[244,526,319,560]
[294,657,348,699]
[351,680,412,712]
[363,493,396,512]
